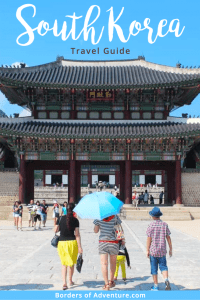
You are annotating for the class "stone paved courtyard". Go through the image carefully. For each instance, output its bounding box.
[0,218,200,291]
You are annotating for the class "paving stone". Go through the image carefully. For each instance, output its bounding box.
[0,219,199,290]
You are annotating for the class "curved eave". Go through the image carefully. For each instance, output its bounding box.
[1,76,200,90]
[1,122,200,140]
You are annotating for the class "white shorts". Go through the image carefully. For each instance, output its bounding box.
[14,214,19,218]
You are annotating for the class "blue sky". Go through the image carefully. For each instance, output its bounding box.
[0,0,200,117]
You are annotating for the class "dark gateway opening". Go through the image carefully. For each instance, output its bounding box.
[52,175,62,185]
[145,175,156,185]
[98,175,109,183]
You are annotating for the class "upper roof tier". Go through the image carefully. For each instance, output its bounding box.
[1,59,200,89]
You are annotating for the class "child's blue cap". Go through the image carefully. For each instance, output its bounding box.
[149,207,163,217]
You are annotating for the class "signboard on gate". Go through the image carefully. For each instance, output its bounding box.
[86,90,114,101]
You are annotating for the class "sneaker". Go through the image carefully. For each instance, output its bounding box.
[20,228,23,231]
[38,227,42,230]
[33,227,36,230]
[123,278,126,282]
[151,286,159,291]
[165,280,171,290]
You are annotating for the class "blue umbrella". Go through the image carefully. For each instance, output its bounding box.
[73,192,123,220]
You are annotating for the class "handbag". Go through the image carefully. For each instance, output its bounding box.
[51,234,59,248]
[114,216,125,241]
[76,254,83,273]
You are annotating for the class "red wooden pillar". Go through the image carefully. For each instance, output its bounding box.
[125,160,132,204]
[76,162,81,203]
[26,163,34,204]
[175,160,182,204]
[115,170,120,187]
[69,160,76,203]
[19,155,26,204]
[119,162,125,202]
[43,170,45,187]
[88,170,92,186]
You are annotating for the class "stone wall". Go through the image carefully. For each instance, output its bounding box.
[182,170,200,206]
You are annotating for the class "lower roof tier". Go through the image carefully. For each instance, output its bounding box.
[0,120,200,139]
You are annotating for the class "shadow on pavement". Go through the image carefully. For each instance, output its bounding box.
[0,284,54,290]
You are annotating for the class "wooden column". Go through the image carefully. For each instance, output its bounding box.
[76,162,81,203]
[115,170,120,187]
[175,160,182,204]
[119,162,125,202]
[88,170,92,186]
[26,162,34,204]
[19,155,26,204]
[43,170,45,186]
[69,160,76,203]
[125,160,132,204]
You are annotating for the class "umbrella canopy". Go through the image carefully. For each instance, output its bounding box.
[73,192,123,220]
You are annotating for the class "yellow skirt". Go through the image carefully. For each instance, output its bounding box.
[57,240,78,267]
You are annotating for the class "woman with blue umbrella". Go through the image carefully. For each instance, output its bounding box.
[74,192,124,290]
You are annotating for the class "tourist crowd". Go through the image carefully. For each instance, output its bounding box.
[12,197,172,292]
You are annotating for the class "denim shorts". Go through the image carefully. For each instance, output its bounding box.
[150,255,168,275]
[41,214,47,221]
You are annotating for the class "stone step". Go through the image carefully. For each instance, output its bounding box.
[122,208,192,221]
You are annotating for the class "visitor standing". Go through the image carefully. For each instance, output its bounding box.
[12,201,17,227]
[139,192,144,204]
[55,203,83,290]
[132,191,139,209]
[41,200,49,227]
[146,207,172,291]
[61,202,68,216]
[27,199,34,227]
[114,240,131,281]
[18,201,23,231]
[93,215,123,290]
[159,191,164,205]
[52,200,60,226]
[14,201,20,230]
[33,201,42,230]
[144,190,149,205]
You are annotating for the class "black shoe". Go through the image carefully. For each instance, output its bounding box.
[165,280,171,290]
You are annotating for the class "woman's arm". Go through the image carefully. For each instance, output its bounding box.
[54,225,60,233]
[74,227,83,253]
[94,225,99,233]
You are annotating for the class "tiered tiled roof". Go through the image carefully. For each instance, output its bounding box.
[1,120,200,139]
[1,59,200,89]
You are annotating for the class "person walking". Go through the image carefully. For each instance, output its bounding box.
[33,201,42,230]
[159,191,164,205]
[144,190,149,205]
[55,203,83,290]
[114,240,131,282]
[12,201,17,227]
[41,200,49,227]
[18,201,23,231]
[52,200,60,226]
[27,199,34,227]
[61,202,68,216]
[132,191,139,209]
[146,207,172,291]
[14,201,20,230]
[93,214,123,290]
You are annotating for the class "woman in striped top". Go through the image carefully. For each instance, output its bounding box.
[94,215,123,290]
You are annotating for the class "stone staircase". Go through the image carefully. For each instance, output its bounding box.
[34,187,68,204]
[120,205,200,221]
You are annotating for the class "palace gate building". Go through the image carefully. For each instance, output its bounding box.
[0,57,200,205]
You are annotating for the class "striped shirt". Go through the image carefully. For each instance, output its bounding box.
[93,215,122,241]
[146,220,171,257]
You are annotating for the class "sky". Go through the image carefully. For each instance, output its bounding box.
[0,0,200,117]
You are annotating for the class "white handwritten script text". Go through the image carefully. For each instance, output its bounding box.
[16,4,185,46]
